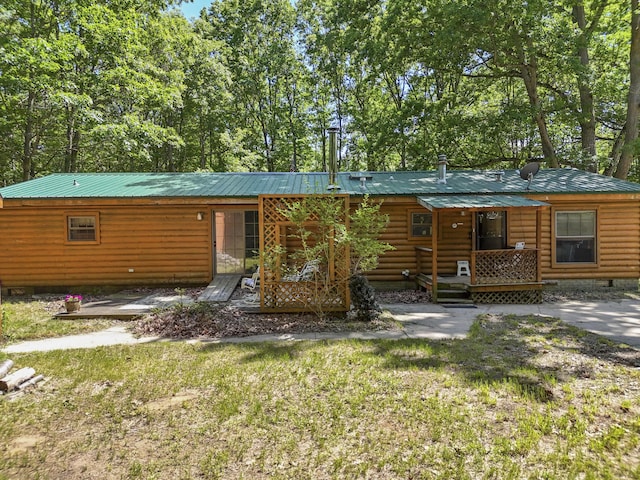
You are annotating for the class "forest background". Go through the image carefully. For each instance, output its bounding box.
[2,0,640,186]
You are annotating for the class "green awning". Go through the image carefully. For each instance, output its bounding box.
[417,195,549,211]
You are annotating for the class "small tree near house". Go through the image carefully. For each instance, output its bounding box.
[276,194,393,320]
[345,195,394,321]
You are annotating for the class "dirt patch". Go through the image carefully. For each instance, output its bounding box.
[8,435,46,455]
[145,391,200,412]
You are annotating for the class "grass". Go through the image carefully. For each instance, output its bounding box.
[0,313,639,479]
[0,298,117,343]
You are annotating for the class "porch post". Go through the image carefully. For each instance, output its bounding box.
[432,210,439,302]
[536,207,543,283]
[470,210,477,285]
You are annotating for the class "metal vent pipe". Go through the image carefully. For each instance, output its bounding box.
[327,127,340,189]
[437,154,448,184]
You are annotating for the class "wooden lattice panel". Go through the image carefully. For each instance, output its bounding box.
[472,290,542,304]
[262,280,349,312]
[259,194,350,313]
[475,249,537,284]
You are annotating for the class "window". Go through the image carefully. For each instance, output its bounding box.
[67,214,99,243]
[244,210,260,272]
[411,212,432,237]
[555,211,596,263]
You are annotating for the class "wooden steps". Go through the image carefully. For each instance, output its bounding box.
[416,273,473,304]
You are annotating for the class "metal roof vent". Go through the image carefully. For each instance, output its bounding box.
[493,171,504,182]
[349,173,372,181]
[437,154,448,184]
[327,127,340,191]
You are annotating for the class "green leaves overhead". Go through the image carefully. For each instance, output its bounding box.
[0,0,638,183]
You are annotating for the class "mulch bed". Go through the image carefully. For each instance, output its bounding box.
[132,301,400,340]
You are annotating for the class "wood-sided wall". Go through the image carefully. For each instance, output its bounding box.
[0,199,256,291]
[535,194,640,281]
[361,195,640,283]
[1,193,638,291]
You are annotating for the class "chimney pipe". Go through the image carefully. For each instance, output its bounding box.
[327,127,340,190]
[437,154,448,184]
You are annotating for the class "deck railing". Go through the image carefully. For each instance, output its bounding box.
[472,249,538,284]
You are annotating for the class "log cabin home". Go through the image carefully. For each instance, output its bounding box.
[1,166,639,306]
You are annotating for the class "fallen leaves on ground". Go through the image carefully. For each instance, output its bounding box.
[132,301,400,340]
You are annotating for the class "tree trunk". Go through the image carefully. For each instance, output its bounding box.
[22,90,36,181]
[615,0,640,179]
[65,105,80,173]
[516,39,559,168]
[604,124,626,176]
[520,62,559,168]
[573,4,597,171]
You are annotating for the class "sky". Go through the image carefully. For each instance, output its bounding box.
[177,0,212,20]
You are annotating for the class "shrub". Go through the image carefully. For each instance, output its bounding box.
[349,274,382,322]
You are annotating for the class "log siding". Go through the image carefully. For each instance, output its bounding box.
[0,191,638,291]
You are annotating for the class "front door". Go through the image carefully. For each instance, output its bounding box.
[213,211,259,274]
[476,210,507,250]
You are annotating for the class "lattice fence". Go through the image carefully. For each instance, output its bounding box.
[474,249,537,284]
[259,194,350,313]
[472,289,542,304]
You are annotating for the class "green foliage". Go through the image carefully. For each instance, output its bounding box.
[0,0,637,181]
[273,194,392,318]
[346,194,394,274]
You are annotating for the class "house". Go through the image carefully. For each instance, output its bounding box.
[0,167,639,306]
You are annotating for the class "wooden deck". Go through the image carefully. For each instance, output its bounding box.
[198,275,242,302]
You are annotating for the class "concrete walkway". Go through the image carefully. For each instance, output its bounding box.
[3,299,640,354]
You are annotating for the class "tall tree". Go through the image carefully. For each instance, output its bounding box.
[615,0,640,179]
[206,0,310,172]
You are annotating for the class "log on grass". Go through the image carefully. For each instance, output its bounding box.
[0,359,13,378]
[18,374,44,391]
[0,367,36,392]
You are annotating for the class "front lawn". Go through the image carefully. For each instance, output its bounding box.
[1,313,639,479]
[0,296,117,343]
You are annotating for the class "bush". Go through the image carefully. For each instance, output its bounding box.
[349,274,382,322]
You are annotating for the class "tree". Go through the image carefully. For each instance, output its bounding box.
[274,193,393,319]
[205,0,311,172]
[615,0,640,179]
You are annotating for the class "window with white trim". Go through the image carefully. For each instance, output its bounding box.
[555,210,596,263]
[67,215,97,242]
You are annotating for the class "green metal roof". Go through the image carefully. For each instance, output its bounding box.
[1,169,639,200]
[418,195,550,210]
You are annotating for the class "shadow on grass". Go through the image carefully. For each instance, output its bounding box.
[236,342,307,363]
[195,312,640,404]
[368,313,640,402]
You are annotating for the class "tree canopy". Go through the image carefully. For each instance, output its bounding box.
[1,0,639,185]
